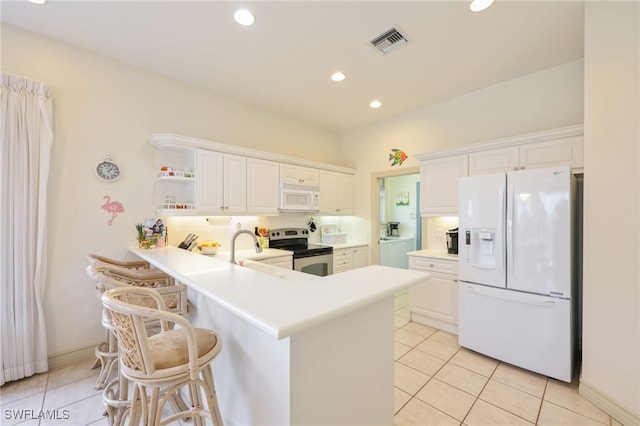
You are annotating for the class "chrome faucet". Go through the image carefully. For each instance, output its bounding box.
[230,229,263,264]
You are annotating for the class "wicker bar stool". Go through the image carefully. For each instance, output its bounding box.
[90,266,189,426]
[86,254,151,270]
[86,261,177,391]
[85,253,151,386]
[102,286,223,426]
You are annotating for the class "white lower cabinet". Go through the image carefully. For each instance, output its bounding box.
[379,239,415,269]
[408,254,459,335]
[333,245,369,274]
[351,246,368,269]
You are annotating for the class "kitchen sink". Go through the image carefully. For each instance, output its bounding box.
[241,261,319,281]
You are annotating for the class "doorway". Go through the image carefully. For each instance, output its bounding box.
[371,167,420,267]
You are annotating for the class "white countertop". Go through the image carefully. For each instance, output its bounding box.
[407,248,459,261]
[210,247,294,262]
[379,236,415,244]
[326,242,368,249]
[131,246,429,340]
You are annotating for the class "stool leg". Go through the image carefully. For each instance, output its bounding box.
[94,330,118,390]
[202,365,223,426]
[101,369,130,426]
[148,387,161,426]
[124,384,139,426]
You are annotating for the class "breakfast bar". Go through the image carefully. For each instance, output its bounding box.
[130,246,429,425]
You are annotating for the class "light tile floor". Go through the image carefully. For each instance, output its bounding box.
[392,291,620,426]
[0,293,621,426]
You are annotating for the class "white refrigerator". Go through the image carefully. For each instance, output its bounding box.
[458,166,576,382]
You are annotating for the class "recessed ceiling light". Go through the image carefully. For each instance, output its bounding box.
[331,72,346,82]
[470,0,495,12]
[369,100,382,109]
[234,9,255,26]
[28,0,47,4]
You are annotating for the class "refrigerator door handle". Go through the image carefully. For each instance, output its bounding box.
[506,183,514,277]
[465,285,557,307]
[499,183,505,274]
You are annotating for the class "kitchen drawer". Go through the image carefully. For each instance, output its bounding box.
[334,257,352,269]
[333,249,352,259]
[408,256,458,275]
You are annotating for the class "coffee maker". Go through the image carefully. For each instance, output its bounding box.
[387,222,400,237]
[446,227,459,254]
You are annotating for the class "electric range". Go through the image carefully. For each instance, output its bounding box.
[269,228,333,276]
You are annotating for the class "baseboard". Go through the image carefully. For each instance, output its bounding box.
[410,311,458,335]
[580,379,640,426]
[47,344,96,370]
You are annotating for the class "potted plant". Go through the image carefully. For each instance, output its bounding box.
[135,223,157,249]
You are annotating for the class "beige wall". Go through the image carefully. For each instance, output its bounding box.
[582,2,640,420]
[1,25,341,356]
[339,59,584,241]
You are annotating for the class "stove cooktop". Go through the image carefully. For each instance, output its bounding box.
[268,228,333,258]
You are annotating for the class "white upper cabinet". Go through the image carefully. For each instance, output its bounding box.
[319,170,354,215]
[468,146,520,175]
[419,155,468,216]
[223,154,247,213]
[469,135,584,175]
[196,150,246,213]
[197,152,278,215]
[196,150,224,212]
[280,164,320,186]
[150,134,356,217]
[416,126,584,217]
[246,158,279,215]
[519,135,584,171]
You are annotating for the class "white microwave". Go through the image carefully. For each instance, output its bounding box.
[280,183,320,212]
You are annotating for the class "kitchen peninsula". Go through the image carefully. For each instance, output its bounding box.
[130,246,429,425]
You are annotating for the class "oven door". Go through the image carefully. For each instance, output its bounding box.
[294,253,333,276]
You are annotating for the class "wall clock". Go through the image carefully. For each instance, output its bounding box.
[96,155,121,182]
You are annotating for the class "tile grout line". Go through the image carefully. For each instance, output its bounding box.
[535,378,549,425]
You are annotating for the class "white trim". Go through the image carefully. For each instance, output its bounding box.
[415,124,584,161]
[149,134,356,175]
[579,379,639,426]
[47,344,96,370]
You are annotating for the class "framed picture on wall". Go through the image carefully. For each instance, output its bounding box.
[396,192,409,206]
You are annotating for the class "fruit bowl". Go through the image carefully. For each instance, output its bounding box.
[198,243,220,255]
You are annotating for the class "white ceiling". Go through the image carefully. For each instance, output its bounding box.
[1,0,585,132]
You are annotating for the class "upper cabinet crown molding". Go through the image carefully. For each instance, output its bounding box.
[149,133,356,175]
[415,125,584,161]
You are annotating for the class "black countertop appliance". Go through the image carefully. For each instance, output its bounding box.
[387,222,400,237]
[446,227,458,254]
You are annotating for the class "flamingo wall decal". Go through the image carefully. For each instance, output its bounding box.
[101,195,125,226]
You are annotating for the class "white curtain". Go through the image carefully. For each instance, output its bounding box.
[1,72,53,386]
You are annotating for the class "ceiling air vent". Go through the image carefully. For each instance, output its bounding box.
[370,27,408,54]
